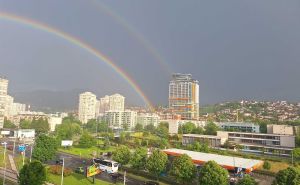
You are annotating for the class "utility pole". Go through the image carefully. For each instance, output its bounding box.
[123,170,126,185]
[30,144,33,163]
[12,139,16,157]
[61,158,64,185]
[2,142,7,185]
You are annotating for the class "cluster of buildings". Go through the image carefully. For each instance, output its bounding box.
[78,92,160,129]
[0,78,26,128]
[205,100,300,122]
[182,124,296,156]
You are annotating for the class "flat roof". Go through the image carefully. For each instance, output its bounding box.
[218,131,295,138]
[163,148,263,170]
[183,134,221,139]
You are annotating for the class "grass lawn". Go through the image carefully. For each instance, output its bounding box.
[47,173,122,185]
[119,171,170,185]
[59,146,116,159]
[258,161,290,173]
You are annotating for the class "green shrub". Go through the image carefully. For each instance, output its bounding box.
[49,165,73,177]
[263,161,271,170]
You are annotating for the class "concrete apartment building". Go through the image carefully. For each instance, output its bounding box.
[0,78,8,128]
[78,92,97,124]
[217,131,295,155]
[137,113,160,127]
[182,134,227,148]
[104,110,137,130]
[217,122,260,133]
[169,73,199,120]
[109,94,125,111]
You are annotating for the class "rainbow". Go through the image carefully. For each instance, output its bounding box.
[0,12,153,108]
[91,0,173,74]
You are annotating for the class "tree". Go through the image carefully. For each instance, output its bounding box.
[19,161,46,185]
[263,161,271,170]
[113,146,131,165]
[19,119,31,129]
[32,135,58,162]
[31,118,49,135]
[192,127,204,134]
[182,122,196,134]
[204,122,218,135]
[293,148,300,159]
[156,122,169,139]
[135,123,143,132]
[237,175,257,185]
[146,149,168,179]
[78,131,96,148]
[3,118,16,129]
[170,154,196,184]
[193,141,201,152]
[55,121,81,140]
[144,124,156,133]
[198,161,229,185]
[273,167,300,185]
[130,147,148,169]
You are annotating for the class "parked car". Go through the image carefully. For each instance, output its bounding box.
[55,159,63,165]
[75,167,85,174]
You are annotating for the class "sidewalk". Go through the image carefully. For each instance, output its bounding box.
[8,155,18,175]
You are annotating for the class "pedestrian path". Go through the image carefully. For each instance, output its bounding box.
[8,155,18,175]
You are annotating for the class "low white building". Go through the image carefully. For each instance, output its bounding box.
[48,116,63,132]
[216,122,260,133]
[137,113,160,127]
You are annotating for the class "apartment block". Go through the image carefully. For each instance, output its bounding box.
[103,110,137,130]
[78,92,97,124]
[137,113,160,127]
[0,78,8,128]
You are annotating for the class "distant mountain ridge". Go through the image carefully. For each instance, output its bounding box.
[11,89,84,113]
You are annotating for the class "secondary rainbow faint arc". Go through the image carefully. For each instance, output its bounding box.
[0,12,153,108]
[91,0,173,74]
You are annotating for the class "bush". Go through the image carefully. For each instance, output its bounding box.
[263,161,271,170]
[49,165,73,177]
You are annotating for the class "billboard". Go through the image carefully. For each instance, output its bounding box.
[1,131,10,135]
[86,164,101,177]
[61,140,73,147]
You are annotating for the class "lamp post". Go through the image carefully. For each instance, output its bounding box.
[61,158,64,185]
[2,142,7,185]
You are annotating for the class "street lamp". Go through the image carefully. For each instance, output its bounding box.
[2,142,7,185]
[61,158,64,185]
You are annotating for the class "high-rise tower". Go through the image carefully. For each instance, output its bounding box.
[169,73,199,120]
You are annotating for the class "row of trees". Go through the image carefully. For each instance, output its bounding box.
[112,146,256,185]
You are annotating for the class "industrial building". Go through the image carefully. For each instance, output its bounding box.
[217,122,260,133]
[163,148,263,173]
[182,134,227,147]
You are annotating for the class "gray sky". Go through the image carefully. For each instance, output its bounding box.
[0,0,300,106]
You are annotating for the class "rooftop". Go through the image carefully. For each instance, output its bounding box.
[163,148,263,170]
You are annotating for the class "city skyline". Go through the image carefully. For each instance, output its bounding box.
[0,0,300,107]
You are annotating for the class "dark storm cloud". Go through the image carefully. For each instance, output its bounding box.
[0,0,299,106]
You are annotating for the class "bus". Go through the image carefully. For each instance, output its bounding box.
[93,159,119,173]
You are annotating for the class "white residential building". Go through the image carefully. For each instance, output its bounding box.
[98,95,110,115]
[78,92,97,124]
[0,78,8,128]
[11,103,26,116]
[137,113,160,127]
[104,110,137,130]
[48,116,63,132]
[4,95,14,117]
[109,94,125,111]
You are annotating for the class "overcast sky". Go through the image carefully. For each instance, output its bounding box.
[0,0,299,106]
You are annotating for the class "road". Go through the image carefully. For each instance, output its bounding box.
[50,152,145,185]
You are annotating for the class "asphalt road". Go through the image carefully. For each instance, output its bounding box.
[49,152,145,185]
